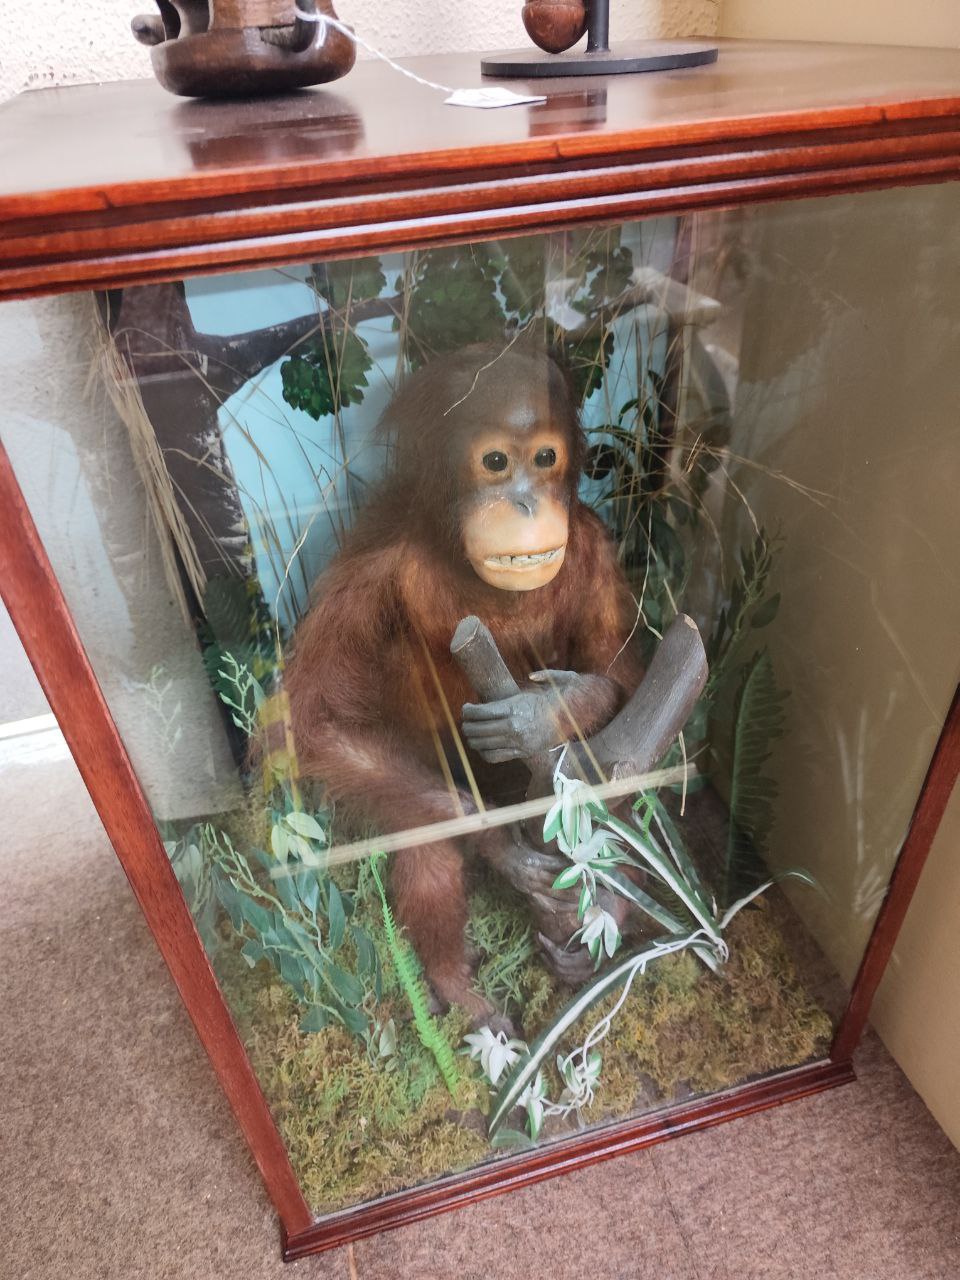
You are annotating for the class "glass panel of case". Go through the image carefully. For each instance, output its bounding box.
[3,181,958,1217]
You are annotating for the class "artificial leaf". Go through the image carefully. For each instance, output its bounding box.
[300,1006,329,1034]
[324,961,364,1006]
[270,823,289,861]
[751,592,781,629]
[378,1017,398,1058]
[552,865,584,892]
[327,881,346,950]
[339,1005,371,1037]
[724,649,789,905]
[284,811,327,842]
[296,870,321,917]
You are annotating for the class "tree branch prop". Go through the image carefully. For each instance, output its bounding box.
[451,612,708,787]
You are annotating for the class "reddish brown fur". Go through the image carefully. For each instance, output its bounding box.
[284,347,643,1016]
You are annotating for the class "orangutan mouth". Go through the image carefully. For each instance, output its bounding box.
[483,546,565,570]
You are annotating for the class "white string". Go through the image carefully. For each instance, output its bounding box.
[296,9,456,93]
[294,8,546,107]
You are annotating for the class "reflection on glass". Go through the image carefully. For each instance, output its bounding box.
[3,187,958,1218]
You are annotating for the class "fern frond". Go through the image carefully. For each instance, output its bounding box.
[369,852,460,1097]
[724,650,788,905]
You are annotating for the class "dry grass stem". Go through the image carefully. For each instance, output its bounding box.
[92,309,203,622]
[295,763,694,870]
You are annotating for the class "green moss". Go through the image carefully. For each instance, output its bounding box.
[222,950,490,1213]
[558,904,834,1126]
[215,872,832,1217]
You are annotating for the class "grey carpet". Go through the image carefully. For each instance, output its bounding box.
[2,743,959,1279]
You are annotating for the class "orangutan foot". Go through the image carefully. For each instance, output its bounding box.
[470,1009,517,1039]
[537,932,596,986]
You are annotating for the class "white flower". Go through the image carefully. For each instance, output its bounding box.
[463,1026,527,1086]
[517,1070,548,1139]
[544,774,599,854]
[558,1051,603,1107]
[578,904,622,962]
[570,829,623,865]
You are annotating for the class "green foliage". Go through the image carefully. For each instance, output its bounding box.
[217,890,831,1212]
[584,378,690,657]
[489,768,814,1140]
[707,529,781,691]
[553,321,616,404]
[557,906,832,1118]
[164,829,219,953]
[311,258,387,310]
[168,817,381,1042]
[189,573,387,1045]
[402,245,506,364]
[280,231,637,428]
[221,958,489,1214]
[281,329,373,421]
[369,852,460,1097]
[468,879,539,1015]
[216,652,264,737]
[199,576,277,748]
[281,258,387,420]
[724,651,789,904]
[488,237,546,320]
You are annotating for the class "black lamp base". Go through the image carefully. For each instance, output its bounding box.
[481,39,718,80]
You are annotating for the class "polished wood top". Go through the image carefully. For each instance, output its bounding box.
[3,40,960,219]
[2,39,959,299]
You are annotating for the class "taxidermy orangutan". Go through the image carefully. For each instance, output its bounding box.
[284,344,643,1023]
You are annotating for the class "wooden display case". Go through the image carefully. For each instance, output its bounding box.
[1,39,958,1262]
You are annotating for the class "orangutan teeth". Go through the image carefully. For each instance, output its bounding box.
[485,548,563,568]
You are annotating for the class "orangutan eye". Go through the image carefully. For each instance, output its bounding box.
[534,447,557,468]
[482,451,509,473]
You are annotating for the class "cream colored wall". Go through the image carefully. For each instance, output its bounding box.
[718,0,960,1152]
[871,793,960,1144]
[722,0,960,47]
[716,181,960,969]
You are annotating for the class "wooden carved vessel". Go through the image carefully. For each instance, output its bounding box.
[131,0,355,98]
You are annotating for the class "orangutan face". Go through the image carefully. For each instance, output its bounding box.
[460,394,571,592]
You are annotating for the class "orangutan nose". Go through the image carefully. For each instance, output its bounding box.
[512,486,539,517]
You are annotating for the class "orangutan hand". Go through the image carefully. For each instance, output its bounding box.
[462,669,602,764]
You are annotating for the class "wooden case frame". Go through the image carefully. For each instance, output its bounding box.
[1,39,959,1260]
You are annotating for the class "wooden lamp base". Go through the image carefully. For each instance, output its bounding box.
[484,0,717,81]
[482,39,718,79]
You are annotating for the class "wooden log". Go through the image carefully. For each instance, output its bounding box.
[450,615,521,703]
[451,610,708,785]
[570,612,708,782]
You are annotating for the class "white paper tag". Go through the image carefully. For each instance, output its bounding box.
[444,87,547,109]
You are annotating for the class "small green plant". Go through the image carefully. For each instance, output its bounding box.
[369,851,460,1097]
[186,822,380,1039]
[468,883,538,1013]
[707,530,781,690]
[175,614,390,1045]
[217,652,265,737]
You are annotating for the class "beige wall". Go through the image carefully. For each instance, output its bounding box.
[722,0,960,47]
[719,0,960,1152]
[871,791,960,1144]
